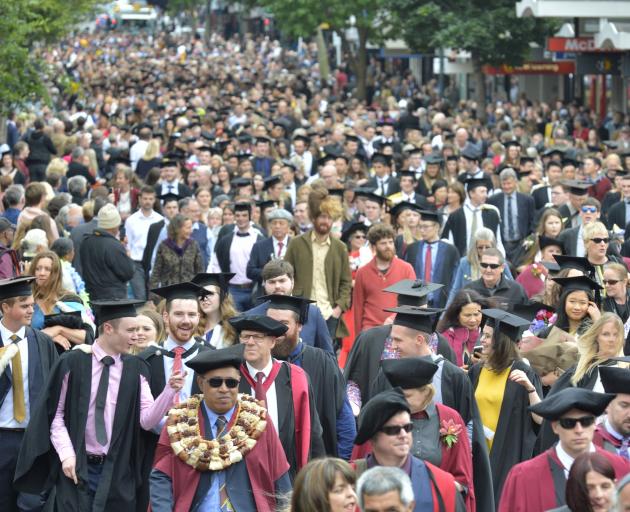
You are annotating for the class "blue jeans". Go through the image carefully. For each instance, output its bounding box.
[229,285,253,312]
[87,460,104,508]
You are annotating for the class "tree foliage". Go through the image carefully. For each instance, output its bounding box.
[0,0,98,114]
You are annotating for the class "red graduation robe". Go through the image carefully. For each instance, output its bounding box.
[152,402,289,512]
[593,424,623,453]
[499,446,630,512]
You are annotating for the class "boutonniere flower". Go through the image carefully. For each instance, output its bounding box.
[531,263,544,278]
[523,238,534,249]
[439,419,463,448]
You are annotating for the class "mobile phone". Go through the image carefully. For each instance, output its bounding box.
[473,345,483,355]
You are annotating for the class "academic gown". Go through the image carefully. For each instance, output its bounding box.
[371,355,495,512]
[239,361,325,479]
[14,350,151,512]
[343,324,456,405]
[537,361,617,453]
[138,342,212,510]
[150,399,291,512]
[499,446,630,512]
[594,424,626,454]
[469,360,542,505]
[283,342,350,458]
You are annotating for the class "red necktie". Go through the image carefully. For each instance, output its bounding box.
[277,241,284,258]
[255,372,266,403]
[172,346,185,404]
[424,243,432,283]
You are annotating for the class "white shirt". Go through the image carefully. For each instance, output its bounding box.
[159,180,182,197]
[0,323,29,428]
[129,140,148,170]
[556,442,596,478]
[162,337,198,403]
[273,236,289,259]
[125,209,164,261]
[245,359,279,431]
[227,229,258,284]
[576,225,586,258]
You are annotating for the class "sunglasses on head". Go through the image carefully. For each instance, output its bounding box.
[590,237,609,244]
[581,206,598,213]
[206,377,240,389]
[558,416,595,429]
[380,423,414,436]
[480,262,502,269]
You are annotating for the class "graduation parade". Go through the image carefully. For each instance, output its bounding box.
[5,6,630,512]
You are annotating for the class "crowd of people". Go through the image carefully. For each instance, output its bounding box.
[2,23,630,512]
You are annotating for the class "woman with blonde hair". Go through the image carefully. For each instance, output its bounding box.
[584,221,623,290]
[45,157,69,177]
[136,139,162,180]
[192,272,238,348]
[290,458,357,512]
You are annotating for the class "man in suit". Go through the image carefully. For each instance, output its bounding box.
[557,180,591,229]
[284,189,352,340]
[141,193,180,276]
[0,277,58,512]
[442,178,504,257]
[209,202,265,311]
[70,197,106,276]
[558,197,602,256]
[154,156,192,199]
[247,208,292,294]
[606,173,630,230]
[456,146,493,191]
[362,191,388,227]
[405,210,460,308]
[532,161,564,211]
[488,168,536,261]
[251,137,276,177]
[367,153,400,197]
[387,170,430,208]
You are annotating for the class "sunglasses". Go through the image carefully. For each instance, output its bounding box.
[380,423,414,436]
[558,416,596,429]
[206,377,240,389]
[480,262,502,269]
[603,279,620,285]
[590,237,609,244]
[581,206,598,213]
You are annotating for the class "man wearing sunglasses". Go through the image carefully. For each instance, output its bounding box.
[557,196,602,257]
[499,388,630,512]
[463,248,528,309]
[353,388,466,511]
[150,347,291,512]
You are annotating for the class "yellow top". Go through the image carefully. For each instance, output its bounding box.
[310,231,333,319]
[475,366,511,452]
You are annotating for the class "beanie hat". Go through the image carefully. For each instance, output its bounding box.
[98,204,122,229]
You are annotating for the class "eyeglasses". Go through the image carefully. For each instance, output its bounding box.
[239,333,267,343]
[480,262,502,269]
[206,377,240,389]
[603,279,620,285]
[581,206,598,213]
[380,423,414,436]
[558,416,596,429]
[590,237,609,244]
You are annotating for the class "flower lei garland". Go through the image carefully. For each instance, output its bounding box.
[439,419,463,449]
[166,393,267,472]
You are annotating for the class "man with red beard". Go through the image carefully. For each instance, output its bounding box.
[352,223,416,332]
[284,188,352,340]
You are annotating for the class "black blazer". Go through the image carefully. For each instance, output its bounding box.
[142,219,166,273]
[557,226,581,256]
[442,206,501,257]
[531,185,551,211]
[214,231,265,274]
[154,182,192,199]
[246,237,290,285]
[366,176,401,196]
[606,200,628,230]
[488,191,535,240]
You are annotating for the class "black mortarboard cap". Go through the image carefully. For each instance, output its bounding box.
[382,358,439,389]
[460,146,481,161]
[292,134,310,144]
[185,346,243,374]
[543,147,565,158]
[398,170,418,180]
[504,140,521,149]
[424,154,444,166]
[355,388,410,444]
[160,192,180,204]
[512,301,555,323]
[341,222,368,244]
[159,157,180,168]
[383,279,444,307]
[256,199,277,211]
[599,366,630,395]
[327,188,344,199]
[481,308,531,341]
[465,177,488,192]
[419,210,442,226]
[385,305,443,332]
[563,180,591,196]
[371,152,392,166]
[91,299,143,325]
[231,177,253,188]
[191,273,235,293]
[354,187,377,198]
[262,294,315,324]
[542,261,561,274]
[263,175,281,190]
[539,236,564,252]
[388,201,423,219]
[528,388,615,420]
[345,134,361,143]
[552,275,603,293]
[234,201,252,213]
[553,255,595,276]
[363,192,387,206]
[562,157,580,168]
[0,276,35,300]
[151,282,205,302]
[255,136,271,144]
[228,314,288,336]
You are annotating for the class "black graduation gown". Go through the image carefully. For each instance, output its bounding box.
[14,350,151,512]
[239,361,325,479]
[343,324,456,405]
[284,343,344,457]
[371,355,496,512]
[469,360,542,505]
[138,342,211,510]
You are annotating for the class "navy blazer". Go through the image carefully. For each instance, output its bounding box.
[246,237,290,285]
[246,301,335,356]
[488,191,535,240]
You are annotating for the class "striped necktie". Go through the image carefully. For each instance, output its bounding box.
[216,416,234,511]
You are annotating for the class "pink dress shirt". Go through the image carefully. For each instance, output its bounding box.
[50,342,176,462]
